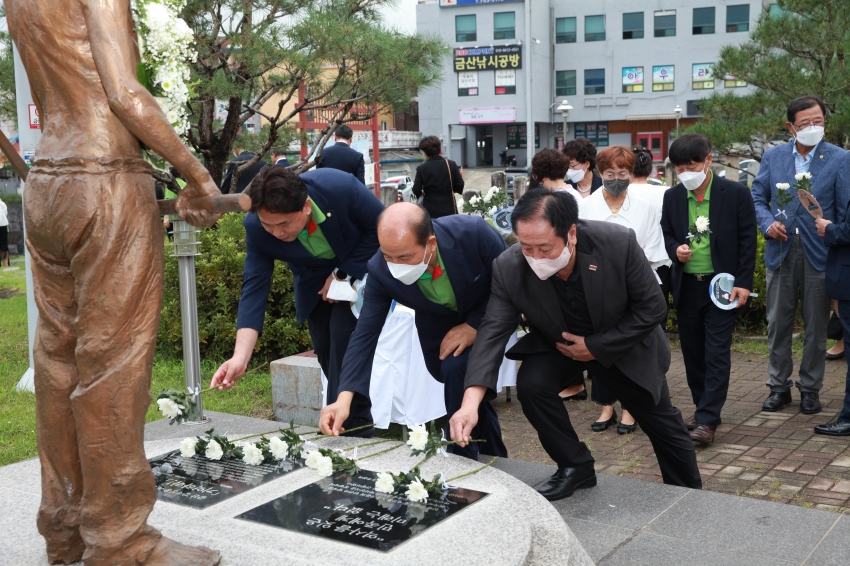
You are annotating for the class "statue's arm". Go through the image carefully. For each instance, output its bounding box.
[80,0,212,197]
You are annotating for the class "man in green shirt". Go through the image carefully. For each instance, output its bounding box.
[661,134,757,445]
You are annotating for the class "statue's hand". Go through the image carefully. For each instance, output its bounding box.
[175,175,223,227]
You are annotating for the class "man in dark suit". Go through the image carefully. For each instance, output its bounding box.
[813,206,850,435]
[318,203,508,459]
[211,166,384,434]
[317,125,366,184]
[450,189,701,500]
[661,134,757,445]
[221,147,268,193]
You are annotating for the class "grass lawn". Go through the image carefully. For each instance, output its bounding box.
[0,260,275,467]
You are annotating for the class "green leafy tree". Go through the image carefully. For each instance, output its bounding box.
[0,6,17,123]
[690,0,850,165]
[178,0,446,192]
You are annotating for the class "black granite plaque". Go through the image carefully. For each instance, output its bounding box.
[148,450,304,509]
[235,470,488,552]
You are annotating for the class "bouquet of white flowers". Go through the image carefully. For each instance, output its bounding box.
[463,186,509,219]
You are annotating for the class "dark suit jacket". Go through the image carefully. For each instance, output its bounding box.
[825,203,850,301]
[465,220,671,404]
[661,174,758,307]
[318,141,366,184]
[411,155,464,219]
[237,168,384,327]
[221,152,268,194]
[338,215,508,398]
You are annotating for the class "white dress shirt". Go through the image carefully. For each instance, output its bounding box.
[626,183,668,219]
[554,186,582,205]
[579,188,671,279]
[0,199,7,228]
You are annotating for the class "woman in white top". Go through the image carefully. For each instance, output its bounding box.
[578,146,670,434]
[624,145,668,218]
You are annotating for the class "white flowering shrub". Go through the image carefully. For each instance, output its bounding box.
[133,0,196,138]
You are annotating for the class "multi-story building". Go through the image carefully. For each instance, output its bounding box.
[418,0,773,168]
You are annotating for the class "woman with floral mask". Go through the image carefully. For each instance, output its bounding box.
[563,138,602,198]
[578,146,669,434]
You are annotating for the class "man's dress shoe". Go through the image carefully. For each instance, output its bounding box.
[685,416,720,431]
[800,392,822,415]
[814,421,850,436]
[762,391,792,412]
[536,465,597,501]
[690,424,715,444]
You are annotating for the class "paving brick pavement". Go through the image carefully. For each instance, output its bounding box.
[491,348,850,513]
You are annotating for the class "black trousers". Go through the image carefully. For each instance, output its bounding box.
[516,350,702,488]
[677,277,739,429]
[307,300,373,432]
[442,346,508,460]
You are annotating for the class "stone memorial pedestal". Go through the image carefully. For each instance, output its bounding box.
[270,352,323,427]
[1,434,594,565]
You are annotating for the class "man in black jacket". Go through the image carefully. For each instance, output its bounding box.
[221,147,268,193]
[450,189,701,501]
[317,125,366,184]
[661,134,757,445]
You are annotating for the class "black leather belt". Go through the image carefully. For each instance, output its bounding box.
[684,272,715,282]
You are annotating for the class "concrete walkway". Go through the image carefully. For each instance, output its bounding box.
[493,350,850,513]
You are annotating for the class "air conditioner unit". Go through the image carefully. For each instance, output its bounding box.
[556,124,564,132]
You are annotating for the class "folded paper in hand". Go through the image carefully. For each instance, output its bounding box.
[327,278,359,303]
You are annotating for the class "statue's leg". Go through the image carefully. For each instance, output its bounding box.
[27,228,85,564]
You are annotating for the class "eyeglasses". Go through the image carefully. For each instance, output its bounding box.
[794,118,825,129]
[602,172,631,181]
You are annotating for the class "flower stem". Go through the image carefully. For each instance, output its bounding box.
[446,456,498,483]
[354,438,393,450]
[305,423,376,440]
[198,365,266,395]
[358,443,405,461]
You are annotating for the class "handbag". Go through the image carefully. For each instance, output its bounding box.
[446,159,459,214]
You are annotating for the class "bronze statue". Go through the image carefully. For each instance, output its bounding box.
[7,0,223,563]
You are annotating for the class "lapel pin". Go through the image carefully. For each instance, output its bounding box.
[327,212,332,217]
[589,265,597,271]
[819,155,824,159]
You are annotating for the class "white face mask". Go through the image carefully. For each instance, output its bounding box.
[566,166,585,184]
[523,242,573,280]
[387,247,432,285]
[794,125,824,147]
[678,163,708,191]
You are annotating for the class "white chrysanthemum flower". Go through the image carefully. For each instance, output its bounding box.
[776,183,790,190]
[157,398,183,419]
[316,456,334,477]
[482,193,493,203]
[304,450,322,469]
[269,437,289,460]
[242,443,264,466]
[179,437,196,458]
[406,479,429,502]
[694,216,710,233]
[794,172,804,182]
[488,206,498,215]
[375,472,395,494]
[469,195,481,206]
[803,172,812,180]
[205,439,224,461]
[407,424,429,451]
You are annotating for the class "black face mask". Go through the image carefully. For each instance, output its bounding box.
[602,178,630,197]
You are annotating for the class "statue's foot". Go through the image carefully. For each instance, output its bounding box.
[45,531,85,565]
[145,537,221,566]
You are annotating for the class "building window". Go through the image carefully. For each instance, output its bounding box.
[652,65,674,91]
[693,7,715,34]
[692,63,715,89]
[494,12,515,40]
[585,15,606,42]
[556,70,577,96]
[654,10,676,37]
[622,67,644,93]
[495,69,517,95]
[585,69,605,95]
[622,12,644,39]
[458,71,478,96]
[381,121,388,131]
[724,75,748,88]
[574,122,609,147]
[726,4,750,32]
[556,17,577,43]
[455,15,476,42]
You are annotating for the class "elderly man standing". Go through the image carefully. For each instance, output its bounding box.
[752,96,850,414]
[319,203,508,459]
[450,189,701,500]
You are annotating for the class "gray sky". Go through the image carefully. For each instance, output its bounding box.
[380,0,419,35]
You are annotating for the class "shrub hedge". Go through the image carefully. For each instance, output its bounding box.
[157,213,312,362]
